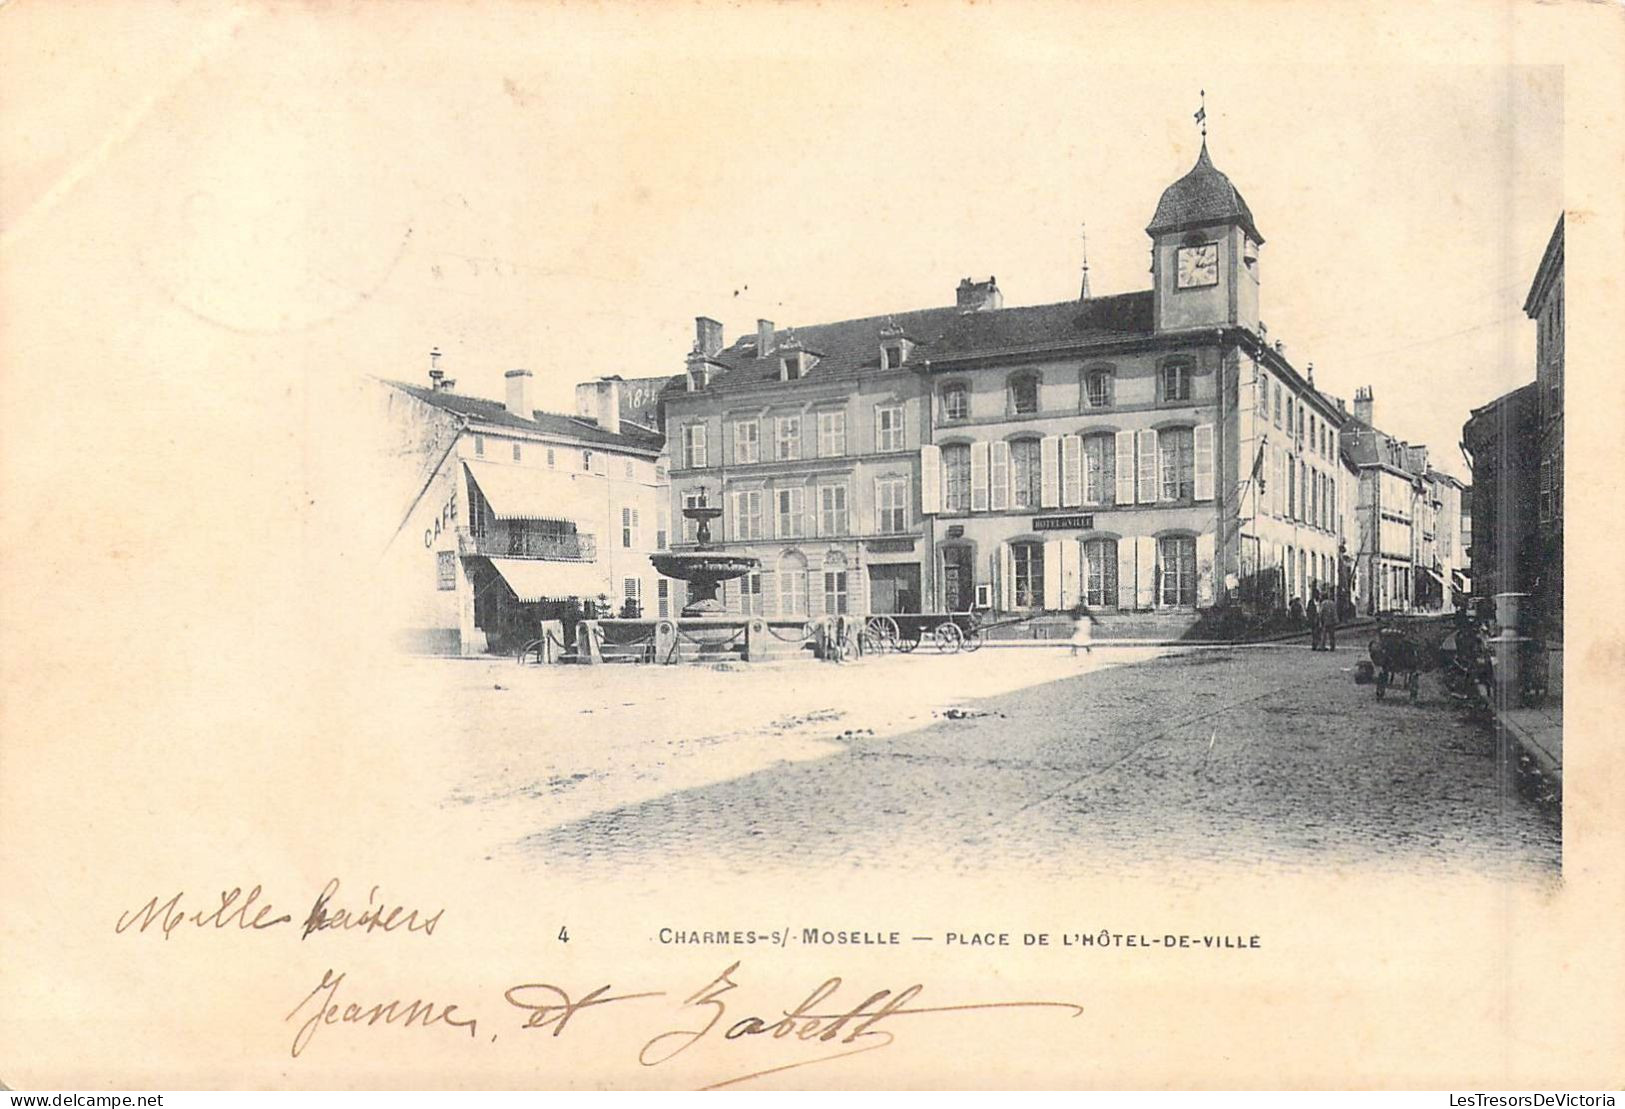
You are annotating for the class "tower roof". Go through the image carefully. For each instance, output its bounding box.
[1147,141,1264,244]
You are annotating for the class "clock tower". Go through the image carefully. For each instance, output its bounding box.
[1147,141,1264,334]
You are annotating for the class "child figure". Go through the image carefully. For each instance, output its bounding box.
[1070,611,1093,657]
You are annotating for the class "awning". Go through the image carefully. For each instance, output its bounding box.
[1421,567,1445,587]
[463,460,603,522]
[487,557,610,603]
[1452,569,1471,592]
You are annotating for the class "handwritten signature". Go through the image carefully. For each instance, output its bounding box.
[114,879,442,941]
[285,960,1083,1087]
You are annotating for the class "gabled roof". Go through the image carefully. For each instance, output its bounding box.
[681,291,1155,395]
[1339,414,1416,474]
[1146,141,1264,245]
[1523,214,1563,317]
[384,380,664,454]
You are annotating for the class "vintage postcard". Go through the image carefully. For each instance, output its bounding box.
[2,0,1621,1092]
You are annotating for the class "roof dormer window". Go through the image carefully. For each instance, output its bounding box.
[781,354,803,380]
[878,317,912,370]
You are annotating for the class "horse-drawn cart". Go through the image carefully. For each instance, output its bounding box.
[860,611,986,654]
[1367,613,1454,701]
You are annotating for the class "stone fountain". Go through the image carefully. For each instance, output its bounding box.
[650,486,760,617]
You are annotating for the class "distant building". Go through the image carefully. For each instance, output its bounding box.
[1339,387,1428,614]
[1462,383,1541,611]
[379,364,669,654]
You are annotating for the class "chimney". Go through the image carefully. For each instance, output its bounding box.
[956,276,1003,313]
[1273,339,1285,357]
[757,319,775,358]
[595,377,621,436]
[505,369,535,421]
[1353,385,1374,426]
[1306,362,1315,388]
[696,317,723,358]
[428,347,445,389]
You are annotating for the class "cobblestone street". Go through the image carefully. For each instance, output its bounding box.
[508,630,1559,879]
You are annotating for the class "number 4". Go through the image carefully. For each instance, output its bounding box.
[558,925,570,943]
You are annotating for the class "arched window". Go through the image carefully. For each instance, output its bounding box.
[777,551,808,615]
[1009,373,1040,415]
[941,384,969,422]
[1084,368,1113,409]
[942,443,972,512]
[1009,438,1042,509]
[1082,538,1118,608]
[1161,360,1192,403]
[1159,427,1195,502]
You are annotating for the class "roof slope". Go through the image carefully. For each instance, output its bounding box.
[690,291,1154,394]
[1146,142,1263,244]
[384,380,664,453]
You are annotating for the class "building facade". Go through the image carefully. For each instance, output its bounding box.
[1526,215,1564,638]
[665,141,1345,624]
[380,367,669,654]
[664,313,932,619]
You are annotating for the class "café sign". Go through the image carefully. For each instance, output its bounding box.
[1032,514,1095,531]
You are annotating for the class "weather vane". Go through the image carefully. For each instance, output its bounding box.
[1195,89,1207,140]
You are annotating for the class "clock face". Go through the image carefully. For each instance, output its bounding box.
[1176,243,1219,289]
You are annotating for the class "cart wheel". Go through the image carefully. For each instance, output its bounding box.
[962,627,985,652]
[865,616,899,654]
[898,631,922,653]
[516,638,545,665]
[932,621,964,653]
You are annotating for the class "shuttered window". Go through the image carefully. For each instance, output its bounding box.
[1011,439,1042,509]
[1061,434,1083,507]
[943,444,972,512]
[1194,424,1215,501]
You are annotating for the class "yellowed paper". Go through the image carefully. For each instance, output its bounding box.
[2,0,1622,1090]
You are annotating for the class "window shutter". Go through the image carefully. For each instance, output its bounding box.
[989,441,1010,511]
[728,491,741,542]
[1040,435,1061,508]
[1194,423,1215,501]
[1136,429,1158,504]
[1000,544,1016,611]
[805,486,818,539]
[1061,434,1082,507]
[1197,532,1216,606]
[1115,538,1136,610]
[769,490,779,540]
[1136,535,1158,608]
[970,441,990,512]
[1114,431,1134,506]
[1043,539,1064,611]
[920,445,942,515]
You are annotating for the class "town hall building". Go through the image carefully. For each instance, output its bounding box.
[662,138,1345,626]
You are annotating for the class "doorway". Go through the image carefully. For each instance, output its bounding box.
[867,564,921,614]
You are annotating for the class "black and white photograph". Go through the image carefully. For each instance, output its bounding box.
[1,0,1618,1094]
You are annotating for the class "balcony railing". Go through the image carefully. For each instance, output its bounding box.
[458,528,596,562]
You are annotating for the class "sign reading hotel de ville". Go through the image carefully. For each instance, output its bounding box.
[1033,514,1096,531]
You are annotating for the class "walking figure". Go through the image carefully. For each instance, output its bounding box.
[1309,588,1324,651]
[1319,590,1338,652]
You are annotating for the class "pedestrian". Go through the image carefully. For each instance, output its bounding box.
[1070,610,1093,657]
[1308,589,1323,650]
[1318,590,1338,651]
